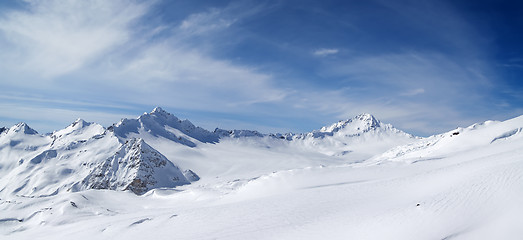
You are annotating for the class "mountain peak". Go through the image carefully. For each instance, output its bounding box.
[49,119,106,149]
[113,108,219,145]
[151,107,168,115]
[355,113,376,120]
[320,114,381,133]
[129,138,147,149]
[70,118,89,129]
[354,113,380,127]
[52,118,101,136]
[82,138,191,195]
[9,122,38,135]
[138,107,178,123]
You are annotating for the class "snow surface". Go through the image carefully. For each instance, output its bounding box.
[1,109,523,239]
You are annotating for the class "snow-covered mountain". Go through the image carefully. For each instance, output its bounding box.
[2,108,523,240]
[81,138,190,195]
[278,113,417,158]
[109,107,219,147]
[0,116,195,198]
[371,115,523,163]
[0,109,415,197]
[214,113,416,158]
[216,113,412,141]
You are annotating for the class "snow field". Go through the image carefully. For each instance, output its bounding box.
[1,110,522,239]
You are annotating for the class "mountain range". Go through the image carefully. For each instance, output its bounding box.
[1,108,523,239]
[0,107,415,196]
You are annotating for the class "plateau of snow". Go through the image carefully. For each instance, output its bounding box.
[1,108,522,240]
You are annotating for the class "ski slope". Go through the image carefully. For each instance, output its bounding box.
[1,110,522,239]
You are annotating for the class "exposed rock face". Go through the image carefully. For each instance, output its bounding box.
[82,138,190,195]
[183,169,200,182]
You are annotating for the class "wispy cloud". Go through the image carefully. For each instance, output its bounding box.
[400,88,425,96]
[0,0,516,136]
[108,42,287,109]
[179,8,236,35]
[0,0,149,79]
[0,0,287,132]
[300,50,498,135]
[178,1,267,37]
[313,48,339,56]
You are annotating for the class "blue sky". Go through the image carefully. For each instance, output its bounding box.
[0,0,522,136]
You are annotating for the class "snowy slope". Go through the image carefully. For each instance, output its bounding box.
[1,110,523,239]
[0,123,49,172]
[143,113,417,183]
[371,115,523,163]
[0,121,118,198]
[0,109,415,198]
[99,110,417,183]
[0,119,195,198]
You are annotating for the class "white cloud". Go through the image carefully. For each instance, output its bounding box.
[179,8,236,35]
[401,88,425,96]
[326,52,491,95]
[0,1,503,136]
[106,42,287,109]
[284,87,473,136]
[313,48,339,56]
[292,51,497,135]
[0,0,287,125]
[178,1,267,37]
[0,0,150,79]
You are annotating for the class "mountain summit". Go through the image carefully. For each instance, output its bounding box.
[7,122,39,135]
[319,113,381,134]
[109,107,219,147]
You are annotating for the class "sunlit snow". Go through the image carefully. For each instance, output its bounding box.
[1,109,522,239]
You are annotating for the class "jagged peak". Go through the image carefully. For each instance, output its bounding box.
[320,113,381,133]
[139,107,181,123]
[9,122,38,135]
[354,113,380,127]
[73,118,87,124]
[125,137,146,148]
[147,107,174,119]
[82,137,190,195]
[151,107,167,114]
[51,118,104,140]
[111,107,218,145]
[70,118,90,129]
[122,138,163,155]
[354,113,378,121]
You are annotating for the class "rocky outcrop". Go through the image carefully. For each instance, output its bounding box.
[82,138,190,195]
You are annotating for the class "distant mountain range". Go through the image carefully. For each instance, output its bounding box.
[1,107,520,197]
